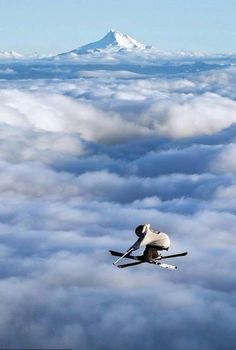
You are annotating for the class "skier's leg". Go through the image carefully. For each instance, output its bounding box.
[143,246,160,261]
[143,245,153,261]
[151,247,158,259]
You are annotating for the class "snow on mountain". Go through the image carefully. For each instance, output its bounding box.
[0,50,23,59]
[58,30,149,58]
[78,29,147,52]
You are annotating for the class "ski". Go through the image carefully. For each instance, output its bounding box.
[117,261,145,268]
[117,260,177,270]
[109,250,187,261]
[160,252,188,259]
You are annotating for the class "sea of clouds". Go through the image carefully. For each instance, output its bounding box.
[0,57,235,350]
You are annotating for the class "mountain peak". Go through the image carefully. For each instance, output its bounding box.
[70,30,146,54]
[105,29,145,48]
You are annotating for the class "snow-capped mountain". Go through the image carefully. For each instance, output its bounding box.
[54,31,218,66]
[51,30,233,67]
[0,50,23,59]
[58,30,149,58]
[78,29,147,52]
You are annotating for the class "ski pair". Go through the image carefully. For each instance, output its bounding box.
[109,250,187,269]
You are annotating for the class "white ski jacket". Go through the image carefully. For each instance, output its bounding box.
[131,224,170,251]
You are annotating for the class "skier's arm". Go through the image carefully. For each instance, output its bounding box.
[127,237,143,252]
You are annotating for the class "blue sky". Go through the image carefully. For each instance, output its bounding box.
[0,0,236,54]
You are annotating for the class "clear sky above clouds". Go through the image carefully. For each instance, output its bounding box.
[0,0,236,54]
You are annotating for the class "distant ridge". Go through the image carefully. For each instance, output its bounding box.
[0,50,23,59]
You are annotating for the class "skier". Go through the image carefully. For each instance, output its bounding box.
[110,224,187,269]
[129,224,170,262]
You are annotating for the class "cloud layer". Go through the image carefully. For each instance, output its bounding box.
[0,58,235,349]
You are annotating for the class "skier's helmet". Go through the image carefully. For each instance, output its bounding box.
[135,225,145,237]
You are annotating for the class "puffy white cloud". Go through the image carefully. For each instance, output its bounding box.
[211,143,236,174]
[0,125,85,164]
[0,89,150,143]
[143,92,236,138]
[0,57,235,349]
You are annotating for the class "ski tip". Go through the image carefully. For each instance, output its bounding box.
[117,264,128,269]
